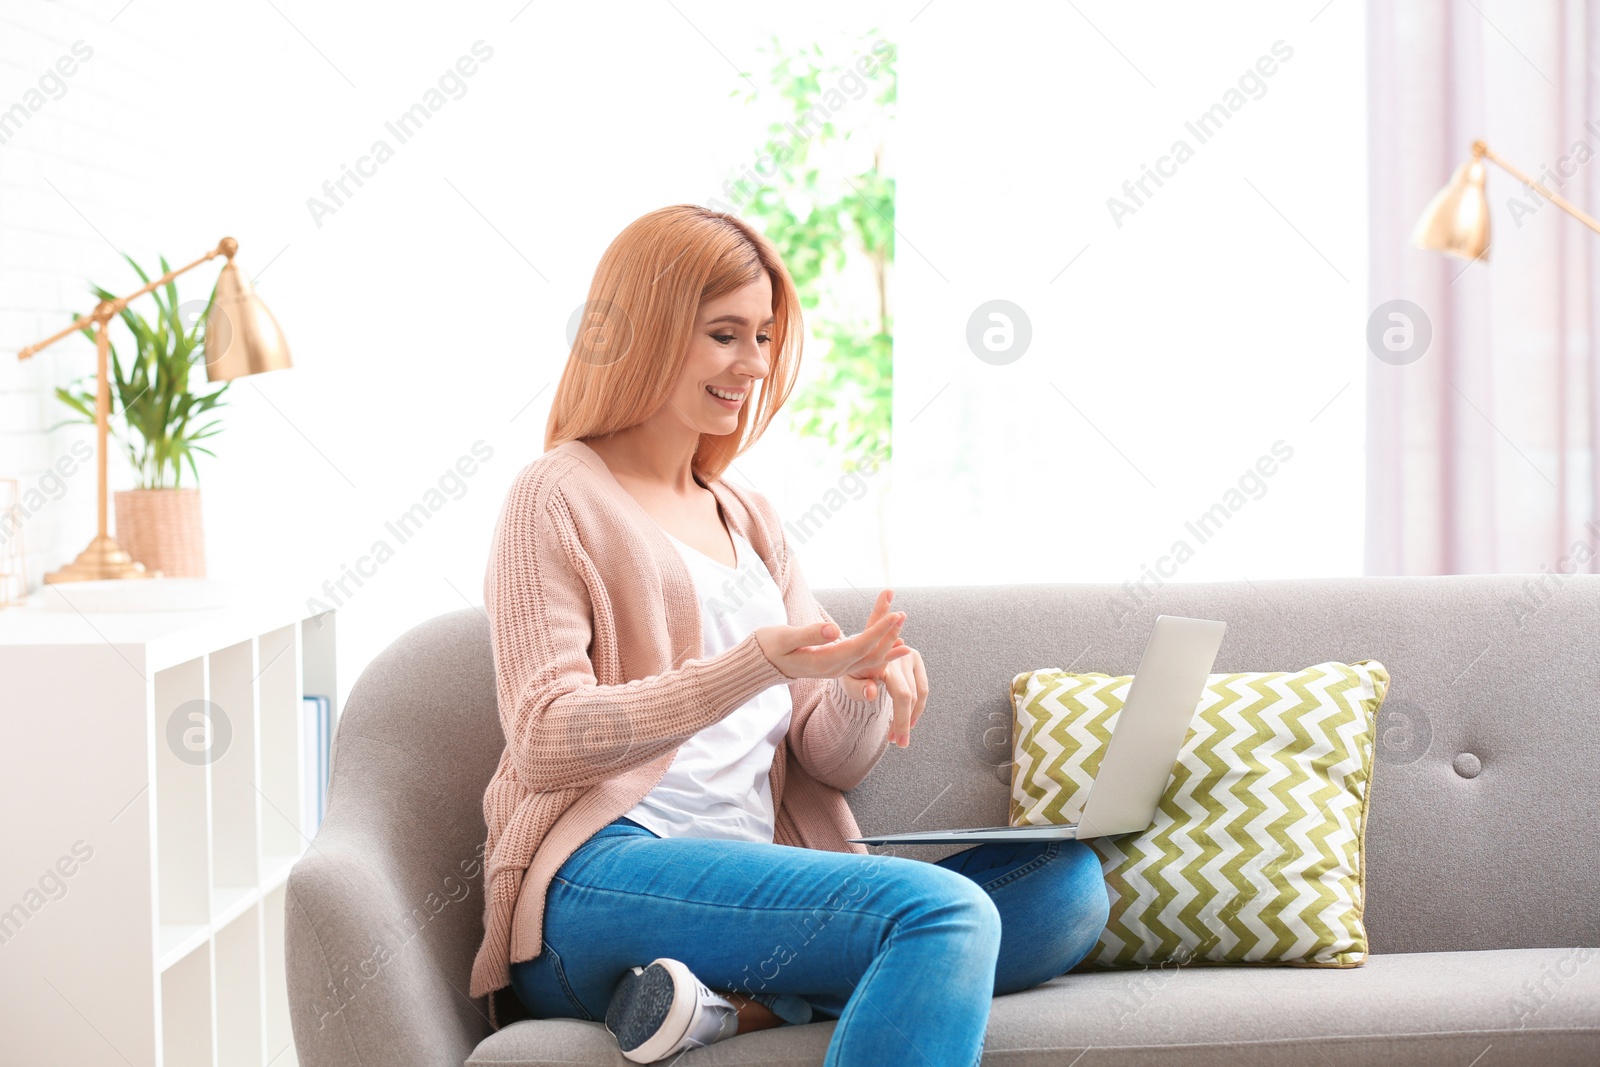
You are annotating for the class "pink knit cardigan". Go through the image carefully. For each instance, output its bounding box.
[469,439,895,1022]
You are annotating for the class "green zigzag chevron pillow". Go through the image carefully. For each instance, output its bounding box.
[1010,660,1388,968]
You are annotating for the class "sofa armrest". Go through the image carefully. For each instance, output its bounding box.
[285,824,489,1067]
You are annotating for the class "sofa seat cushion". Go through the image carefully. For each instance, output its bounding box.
[466,948,1599,1066]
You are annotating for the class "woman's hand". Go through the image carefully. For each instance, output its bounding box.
[754,594,909,682]
[838,591,929,748]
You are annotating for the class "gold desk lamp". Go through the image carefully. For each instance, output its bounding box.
[1412,139,1600,259]
[15,237,291,583]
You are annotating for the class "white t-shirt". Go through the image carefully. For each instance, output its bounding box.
[621,526,794,842]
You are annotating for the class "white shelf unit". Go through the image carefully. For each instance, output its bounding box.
[0,594,336,1067]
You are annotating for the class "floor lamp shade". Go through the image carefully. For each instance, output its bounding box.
[1411,156,1491,261]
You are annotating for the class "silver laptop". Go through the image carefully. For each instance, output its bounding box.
[849,615,1226,845]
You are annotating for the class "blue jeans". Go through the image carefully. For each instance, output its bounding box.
[509,815,1111,1067]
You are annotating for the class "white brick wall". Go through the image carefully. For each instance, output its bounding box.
[0,1,176,593]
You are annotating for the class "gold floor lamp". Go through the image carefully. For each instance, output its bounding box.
[15,237,291,583]
[1412,139,1600,259]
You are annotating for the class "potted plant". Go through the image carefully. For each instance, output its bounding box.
[50,254,229,578]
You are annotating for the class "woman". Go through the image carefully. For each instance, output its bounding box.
[468,205,1110,1066]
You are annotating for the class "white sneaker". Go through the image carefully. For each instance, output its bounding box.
[604,957,739,1063]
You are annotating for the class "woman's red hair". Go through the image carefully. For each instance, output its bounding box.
[545,205,804,482]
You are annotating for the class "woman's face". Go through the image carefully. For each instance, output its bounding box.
[670,271,773,439]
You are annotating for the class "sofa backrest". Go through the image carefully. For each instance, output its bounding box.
[824,575,1600,957]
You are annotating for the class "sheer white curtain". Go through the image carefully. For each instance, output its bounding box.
[1367,0,1600,574]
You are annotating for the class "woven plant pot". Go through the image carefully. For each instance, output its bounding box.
[113,488,206,578]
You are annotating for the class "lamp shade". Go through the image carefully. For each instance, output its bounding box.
[1411,155,1491,261]
[204,259,292,381]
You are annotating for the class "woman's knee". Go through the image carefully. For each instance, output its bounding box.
[1056,842,1110,965]
[987,843,1110,995]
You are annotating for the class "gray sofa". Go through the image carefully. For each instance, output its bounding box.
[286,576,1600,1065]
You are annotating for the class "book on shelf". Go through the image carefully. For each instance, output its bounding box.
[300,694,332,838]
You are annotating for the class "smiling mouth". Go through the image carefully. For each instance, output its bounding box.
[706,385,746,405]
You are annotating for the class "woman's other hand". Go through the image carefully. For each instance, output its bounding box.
[838,591,929,748]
